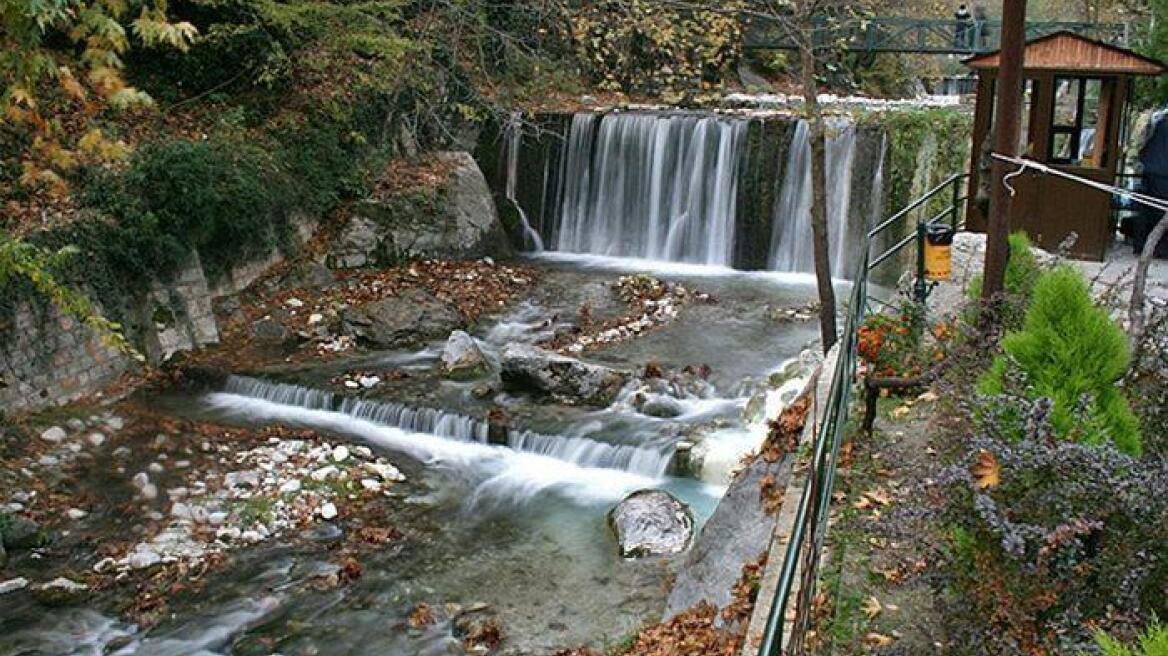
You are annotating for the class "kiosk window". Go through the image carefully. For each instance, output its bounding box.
[1050,77,1103,166]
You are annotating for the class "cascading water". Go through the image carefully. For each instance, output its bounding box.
[218,376,674,478]
[768,119,866,277]
[504,113,545,251]
[550,113,748,265]
[500,111,886,278]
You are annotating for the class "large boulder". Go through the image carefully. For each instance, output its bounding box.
[499,344,628,407]
[608,489,694,558]
[341,288,463,349]
[330,152,512,268]
[441,331,489,380]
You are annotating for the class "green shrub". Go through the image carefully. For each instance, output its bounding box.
[934,399,1168,653]
[967,232,1042,329]
[1096,622,1168,656]
[81,136,294,281]
[978,266,1141,456]
[968,232,1041,299]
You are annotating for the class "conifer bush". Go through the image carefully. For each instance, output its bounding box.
[1096,623,1168,656]
[978,266,1141,456]
[967,231,1043,329]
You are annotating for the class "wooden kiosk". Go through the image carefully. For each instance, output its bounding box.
[964,32,1166,260]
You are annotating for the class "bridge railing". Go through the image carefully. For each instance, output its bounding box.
[755,173,968,656]
[743,16,1129,54]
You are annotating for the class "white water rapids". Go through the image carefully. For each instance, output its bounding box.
[205,376,669,508]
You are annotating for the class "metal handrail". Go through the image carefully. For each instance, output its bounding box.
[869,174,968,272]
[756,171,968,656]
[744,16,1129,54]
[867,174,966,239]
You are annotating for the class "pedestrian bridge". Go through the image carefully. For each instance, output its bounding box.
[743,17,1130,55]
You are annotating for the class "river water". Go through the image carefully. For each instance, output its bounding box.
[1,257,823,655]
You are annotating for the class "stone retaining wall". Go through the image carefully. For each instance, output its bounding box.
[0,216,317,414]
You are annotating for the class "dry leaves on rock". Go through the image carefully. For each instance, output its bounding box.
[408,602,437,628]
[761,393,811,464]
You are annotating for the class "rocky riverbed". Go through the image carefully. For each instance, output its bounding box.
[1,254,824,655]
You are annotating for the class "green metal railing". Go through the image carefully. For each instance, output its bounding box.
[756,173,968,656]
[744,16,1129,55]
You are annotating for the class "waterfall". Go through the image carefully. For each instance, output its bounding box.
[218,376,673,477]
[550,112,749,265]
[768,119,871,278]
[498,110,890,277]
[503,113,545,251]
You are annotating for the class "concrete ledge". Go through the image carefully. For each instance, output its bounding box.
[741,341,841,656]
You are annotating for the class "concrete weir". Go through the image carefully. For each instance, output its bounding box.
[477,109,889,277]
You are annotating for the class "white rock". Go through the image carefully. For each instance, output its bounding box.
[344,380,360,389]
[66,508,88,520]
[207,511,228,526]
[38,455,60,467]
[216,527,241,541]
[365,462,405,482]
[170,502,192,520]
[308,313,324,325]
[352,446,374,460]
[147,462,164,474]
[0,578,29,595]
[127,549,161,570]
[360,478,382,492]
[174,460,192,469]
[140,483,159,500]
[279,479,302,494]
[6,503,24,513]
[66,418,86,431]
[113,446,132,459]
[358,375,381,389]
[286,297,305,308]
[105,416,125,431]
[319,502,338,520]
[86,432,106,447]
[167,487,189,500]
[310,465,340,482]
[40,426,67,442]
[38,577,88,594]
[241,530,263,543]
[146,511,164,521]
[331,445,350,462]
[131,472,150,489]
[67,442,82,453]
[93,558,117,574]
[224,471,260,489]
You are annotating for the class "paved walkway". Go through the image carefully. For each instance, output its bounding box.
[1075,241,1168,306]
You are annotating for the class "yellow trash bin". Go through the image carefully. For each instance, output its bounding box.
[925,224,955,281]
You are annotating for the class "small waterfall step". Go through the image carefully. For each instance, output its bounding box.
[219,376,675,477]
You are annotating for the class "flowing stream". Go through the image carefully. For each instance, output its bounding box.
[1,108,899,655]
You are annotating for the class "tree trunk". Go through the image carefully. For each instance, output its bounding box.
[980,0,1027,322]
[801,37,838,352]
[1129,210,1168,339]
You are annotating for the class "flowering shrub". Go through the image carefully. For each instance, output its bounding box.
[857,300,953,379]
[932,395,1168,654]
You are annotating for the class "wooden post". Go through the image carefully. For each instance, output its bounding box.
[980,0,1028,314]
